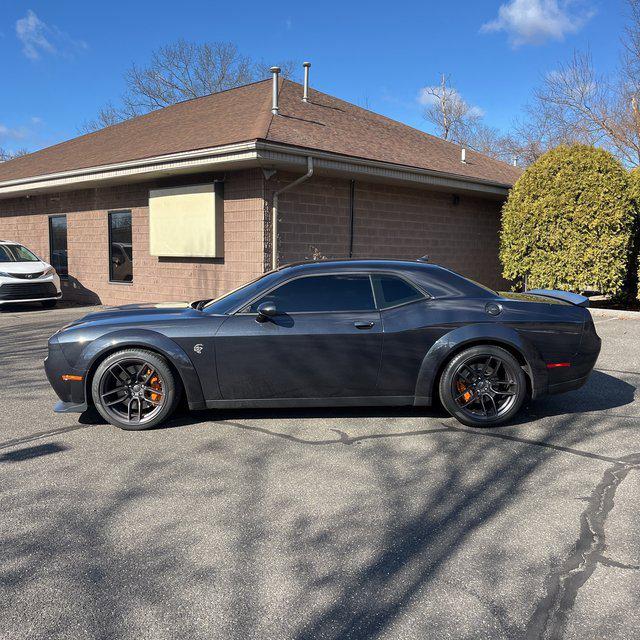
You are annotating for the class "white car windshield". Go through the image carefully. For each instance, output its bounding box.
[0,244,39,262]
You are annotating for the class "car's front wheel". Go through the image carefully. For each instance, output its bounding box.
[91,349,180,430]
[439,345,527,427]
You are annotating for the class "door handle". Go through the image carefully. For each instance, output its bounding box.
[354,321,375,329]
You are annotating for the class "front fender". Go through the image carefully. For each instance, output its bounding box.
[76,329,206,410]
[413,323,548,405]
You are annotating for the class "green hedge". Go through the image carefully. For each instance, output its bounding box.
[628,168,640,301]
[500,145,635,297]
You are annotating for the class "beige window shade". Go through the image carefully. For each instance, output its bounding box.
[149,183,223,257]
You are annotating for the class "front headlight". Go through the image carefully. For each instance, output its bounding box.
[0,271,10,278]
[43,267,56,276]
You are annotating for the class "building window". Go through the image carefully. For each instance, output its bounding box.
[109,211,133,282]
[49,215,68,279]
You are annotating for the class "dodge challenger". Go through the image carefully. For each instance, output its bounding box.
[45,259,601,430]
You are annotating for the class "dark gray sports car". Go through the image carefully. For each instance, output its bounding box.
[45,259,601,430]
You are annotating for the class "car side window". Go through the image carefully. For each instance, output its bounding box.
[372,275,425,309]
[248,274,375,313]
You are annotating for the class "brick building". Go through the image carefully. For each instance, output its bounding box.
[0,71,520,306]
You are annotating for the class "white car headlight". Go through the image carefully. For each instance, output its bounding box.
[0,271,10,278]
[43,267,56,276]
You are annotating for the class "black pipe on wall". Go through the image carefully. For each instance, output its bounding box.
[348,180,355,258]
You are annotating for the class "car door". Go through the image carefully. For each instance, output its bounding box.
[371,273,437,396]
[215,273,383,400]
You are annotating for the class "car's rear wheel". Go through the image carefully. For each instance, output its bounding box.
[91,349,180,430]
[439,345,527,427]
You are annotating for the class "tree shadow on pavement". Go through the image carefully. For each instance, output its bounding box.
[2,367,638,638]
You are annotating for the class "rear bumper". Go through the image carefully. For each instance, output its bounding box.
[545,339,601,396]
[548,374,592,395]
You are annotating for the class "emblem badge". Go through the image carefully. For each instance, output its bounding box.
[193,344,204,354]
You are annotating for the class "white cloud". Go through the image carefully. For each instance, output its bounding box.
[15,9,87,60]
[0,124,29,140]
[481,0,594,47]
[0,117,45,150]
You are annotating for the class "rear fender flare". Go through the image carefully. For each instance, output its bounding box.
[414,324,547,405]
[79,329,206,410]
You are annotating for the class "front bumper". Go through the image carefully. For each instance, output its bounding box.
[0,279,62,303]
[54,400,88,413]
[45,336,87,406]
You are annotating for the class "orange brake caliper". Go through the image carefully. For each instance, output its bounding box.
[456,380,472,402]
[147,372,162,403]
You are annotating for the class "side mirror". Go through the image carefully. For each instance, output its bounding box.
[256,301,277,322]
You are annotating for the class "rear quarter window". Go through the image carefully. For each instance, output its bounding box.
[372,275,425,309]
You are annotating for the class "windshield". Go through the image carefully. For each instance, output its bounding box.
[198,270,282,314]
[0,244,39,263]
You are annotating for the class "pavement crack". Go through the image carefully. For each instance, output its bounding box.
[0,423,93,451]
[597,555,640,570]
[524,457,639,640]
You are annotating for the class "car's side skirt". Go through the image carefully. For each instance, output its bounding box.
[203,396,422,410]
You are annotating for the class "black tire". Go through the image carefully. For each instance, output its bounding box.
[41,299,58,309]
[439,345,527,427]
[91,348,181,430]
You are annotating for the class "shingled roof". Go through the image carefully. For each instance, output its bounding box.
[0,78,521,188]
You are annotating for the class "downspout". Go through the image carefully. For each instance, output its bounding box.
[348,179,355,258]
[271,156,314,270]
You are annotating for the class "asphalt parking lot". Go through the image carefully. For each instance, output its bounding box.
[0,304,639,640]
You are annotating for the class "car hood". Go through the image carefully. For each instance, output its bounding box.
[0,260,49,274]
[64,301,195,329]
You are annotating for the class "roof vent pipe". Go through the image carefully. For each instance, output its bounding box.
[302,62,311,102]
[270,66,281,115]
[461,148,467,164]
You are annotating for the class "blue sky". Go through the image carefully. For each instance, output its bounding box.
[0,0,630,154]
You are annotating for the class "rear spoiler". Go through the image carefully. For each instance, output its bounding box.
[527,289,590,307]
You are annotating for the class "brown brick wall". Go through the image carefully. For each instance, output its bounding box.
[274,174,506,289]
[0,169,506,306]
[0,169,265,306]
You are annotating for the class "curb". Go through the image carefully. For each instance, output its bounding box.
[589,307,640,320]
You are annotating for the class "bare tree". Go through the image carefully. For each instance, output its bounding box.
[81,40,297,133]
[421,75,522,164]
[530,51,640,163]
[498,99,593,168]
[459,123,517,164]
[422,74,482,142]
[0,147,28,161]
[518,0,640,167]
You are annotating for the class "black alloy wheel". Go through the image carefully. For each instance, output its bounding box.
[91,349,180,430]
[439,345,527,427]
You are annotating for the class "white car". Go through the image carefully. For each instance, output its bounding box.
[0,240,62,308]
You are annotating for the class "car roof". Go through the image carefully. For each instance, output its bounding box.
[272,258,498,299]
[277,258,435,273]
